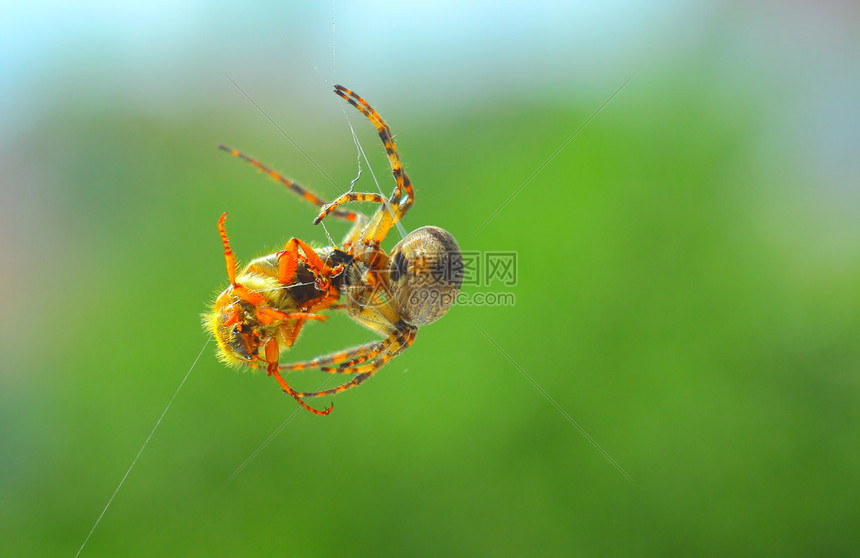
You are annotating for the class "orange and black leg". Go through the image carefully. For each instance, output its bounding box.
[330,85,415,245]
[294,327,417,399]
[263,338,333,415]
[318,326,415,375]
[218,144,358,222]
[313,192,386,225]
[217,212,270,308]
[279,333,396,372]
[218,212,239,286]
[333,85,414,212]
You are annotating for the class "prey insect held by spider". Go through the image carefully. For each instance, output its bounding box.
[203,85,463,415]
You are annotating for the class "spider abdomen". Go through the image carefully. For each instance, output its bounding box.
[386,226,463,326]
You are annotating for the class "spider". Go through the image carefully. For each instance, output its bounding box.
[204,85,463,415]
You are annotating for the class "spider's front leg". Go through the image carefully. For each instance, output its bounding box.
[314,86,415,249]
[333,85,414,214]
[218,145,359,222]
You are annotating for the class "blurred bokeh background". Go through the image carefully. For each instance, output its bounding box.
[2,1,859,556]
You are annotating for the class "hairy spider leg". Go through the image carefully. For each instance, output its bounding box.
[279,334,397,373]
[218,144,358,222]
[333,85,414,211]
[313,192,386,224]
[294,327,417,398]
[314,85,414,247]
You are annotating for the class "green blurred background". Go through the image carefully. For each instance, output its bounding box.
[2,2,859,556]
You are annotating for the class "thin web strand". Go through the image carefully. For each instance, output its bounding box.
[75,336,211,557]
[470,320,634,485]
[341,108,408,240]
[330,0,336,76]
[222,329,380,485]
